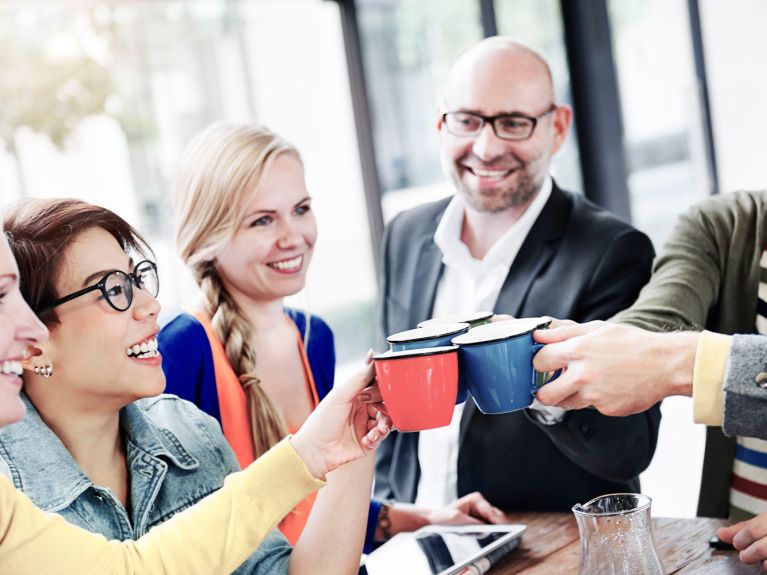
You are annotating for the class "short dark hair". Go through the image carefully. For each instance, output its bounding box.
[4,198,153,326]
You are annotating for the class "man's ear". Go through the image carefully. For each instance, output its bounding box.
[549,104,573,155]
[436,99,448,132]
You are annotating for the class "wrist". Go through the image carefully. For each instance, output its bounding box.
[376,503,430,540]
[375,500,394,542]
[289,434,328,479]
[664,332,699,397]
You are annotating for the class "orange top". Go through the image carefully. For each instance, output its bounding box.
[192,312,320,545]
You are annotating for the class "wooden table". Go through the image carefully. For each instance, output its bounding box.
[488,512,762,574]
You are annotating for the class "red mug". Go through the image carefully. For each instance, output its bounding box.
[373,346,458,432]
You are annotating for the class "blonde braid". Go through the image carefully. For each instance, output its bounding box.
[174,122,302,459]
[199,264,288,458]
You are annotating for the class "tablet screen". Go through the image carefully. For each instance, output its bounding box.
[362,524,525,575]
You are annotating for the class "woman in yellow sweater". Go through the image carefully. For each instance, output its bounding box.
[0,221,390,573]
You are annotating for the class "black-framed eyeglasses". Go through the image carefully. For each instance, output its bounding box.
[46,260,159,312]
[442,105,557,141]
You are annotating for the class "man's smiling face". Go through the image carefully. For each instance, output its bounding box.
[438,41,569,214]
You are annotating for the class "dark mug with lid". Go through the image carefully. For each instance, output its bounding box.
[451,317,560,414]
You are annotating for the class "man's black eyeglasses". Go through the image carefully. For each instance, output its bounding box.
[46,260,159,313]
[442,105,557,141]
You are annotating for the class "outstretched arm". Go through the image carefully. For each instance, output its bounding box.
[290,362,391,575]
[534,321,697,415]
[1,363,390,575]
[524,230,662,482]
[0,439,321,575]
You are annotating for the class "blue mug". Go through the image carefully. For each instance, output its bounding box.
[451,318,560,414]
[387,322,470,403]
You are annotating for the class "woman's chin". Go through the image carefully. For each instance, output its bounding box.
[140,380,167,400]
[0,394,26,428]
[122,378,166,404]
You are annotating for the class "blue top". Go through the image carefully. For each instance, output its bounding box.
[0,393,291,574]
[158,310,335,425]
[158,309,382,551]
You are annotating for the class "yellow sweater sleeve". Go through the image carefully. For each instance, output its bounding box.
[0,438,324,574]
[692,331,733,426]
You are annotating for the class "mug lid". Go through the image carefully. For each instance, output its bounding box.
[386,322,470,344]
[374,345,458,360]
[417,311,494,328]
[451,317,549,345]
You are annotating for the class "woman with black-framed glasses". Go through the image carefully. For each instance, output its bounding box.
[0,197,390,575]
[44,259,159,313]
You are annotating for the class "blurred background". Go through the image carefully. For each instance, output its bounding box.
[1,0,765,518]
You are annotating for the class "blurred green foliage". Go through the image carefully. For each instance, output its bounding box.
[0,8,114,154]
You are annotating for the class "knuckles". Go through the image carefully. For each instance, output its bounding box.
[600,403,625,418]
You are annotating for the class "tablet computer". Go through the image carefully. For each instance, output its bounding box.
[361,523,526,575]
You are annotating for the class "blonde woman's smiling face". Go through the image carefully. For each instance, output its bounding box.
[216,154,317,304]
[0,234,48,427]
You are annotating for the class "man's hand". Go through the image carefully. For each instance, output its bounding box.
[718,515,767,569]
[427,492,506,525]
[532,321,698,416]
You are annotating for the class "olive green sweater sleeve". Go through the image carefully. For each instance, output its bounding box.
[0,438,324,574]
[611,191,767,336]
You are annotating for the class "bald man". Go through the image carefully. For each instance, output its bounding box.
[374,37,660,532]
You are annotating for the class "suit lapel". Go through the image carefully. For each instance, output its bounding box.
[407,223,445,329]
[494,185,570,317]
[494,243,555,318]
[459,184,571,448]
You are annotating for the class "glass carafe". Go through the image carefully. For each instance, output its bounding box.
[572,493,664,575]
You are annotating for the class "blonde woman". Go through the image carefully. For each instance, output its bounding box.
[159,122,506,553]
[158,122,386,557]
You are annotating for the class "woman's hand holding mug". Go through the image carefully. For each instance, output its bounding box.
[291,361,390,479]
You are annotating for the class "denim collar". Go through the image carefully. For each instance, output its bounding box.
[0,393,199,512]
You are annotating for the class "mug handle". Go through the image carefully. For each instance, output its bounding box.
[531,343,562,394]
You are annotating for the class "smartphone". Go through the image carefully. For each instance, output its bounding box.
[708,535,735,550]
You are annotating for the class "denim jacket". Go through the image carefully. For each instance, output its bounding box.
[0,393,291,574]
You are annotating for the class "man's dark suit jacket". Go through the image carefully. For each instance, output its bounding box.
[375,182,662,512]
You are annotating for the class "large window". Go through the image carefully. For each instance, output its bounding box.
[0,0,378,367]
[700,0,767,193]
[609,0,711,248]
[495,0,582,194]
[356,0,484,220]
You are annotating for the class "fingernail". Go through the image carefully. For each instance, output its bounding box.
[25,346,43,359]
[358,392,372,402]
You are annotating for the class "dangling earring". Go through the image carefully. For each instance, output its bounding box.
[33,363,53,378]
